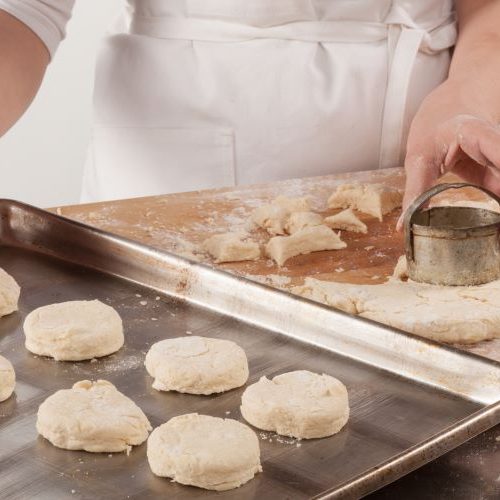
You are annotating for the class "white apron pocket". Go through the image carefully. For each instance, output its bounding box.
[82,126,235,202]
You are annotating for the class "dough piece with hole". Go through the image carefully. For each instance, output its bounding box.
[36,380,151,453]
[241,370,349,439]
[327,183,402,221]
[202,233,260,263]
[24,300,124,361]
[285,211,323,234]
[0,267,20,318]
[294,268,500,344]
[148,413,261,491]
[251,196,311,235]
[266,225,346,266]
[0,355,15,402]
[324,208,368,233]
[145,336,248,394]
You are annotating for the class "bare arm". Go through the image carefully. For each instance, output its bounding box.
[0,9,49,136]
[401,0,500,216]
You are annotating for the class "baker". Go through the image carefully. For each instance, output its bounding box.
[1,1,500,210]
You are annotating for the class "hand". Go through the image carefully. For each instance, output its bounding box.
[400,80,500,227]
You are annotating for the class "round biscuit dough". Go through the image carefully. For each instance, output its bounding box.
[24,300,124,361]
[36,380,152,453]
[0,267,20,318]
[144,336,248,394]
[147,413,262,491]
[0,355,15,402]
[241,370,349,439]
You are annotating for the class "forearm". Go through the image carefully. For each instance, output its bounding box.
[446,0,500,121]
[0,9,49,136]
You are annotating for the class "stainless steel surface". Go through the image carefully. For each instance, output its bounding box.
[404,183,500,286]
[1,199,500,500]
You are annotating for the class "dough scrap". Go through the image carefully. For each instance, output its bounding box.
[0,355,15,402]
[36,380,151,453]
[327,183,402,221]
[266,225,346,266]
[145,336,249,394]
[0,267,20,318]
[324,208,367,233]
[147,413,262,491]
[285,211,323,234]
[251,196,311,235]
[202,233,260,263]
[24,300,124,361]
[294,272,500,344]
[241,370,349,439]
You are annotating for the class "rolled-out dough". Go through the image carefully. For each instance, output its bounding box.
[37,380,152,453]
[266,225,346,266]
[202,233,260,263]
[145,336,249,394]
[294,270,500,344]
[324,208,367,233]
[285,211,323,234]
[251,196,311,235]
[24,300,124,361]
[0,355,15,402]
[147,413,262,491]
[327,183,402,221]
[241,370,349,439]
[0,267,20,318]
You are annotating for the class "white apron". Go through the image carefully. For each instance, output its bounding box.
[81,0,456,202]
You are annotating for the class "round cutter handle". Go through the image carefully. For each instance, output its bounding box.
[403,182,500,262]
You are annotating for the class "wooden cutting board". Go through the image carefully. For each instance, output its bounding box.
[53,167,500,361]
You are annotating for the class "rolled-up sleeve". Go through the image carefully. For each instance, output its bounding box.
[0,0,75,58]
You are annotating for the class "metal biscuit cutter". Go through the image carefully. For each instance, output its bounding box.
[404,183,500,286]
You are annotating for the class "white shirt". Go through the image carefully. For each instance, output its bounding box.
[0,0,74,57]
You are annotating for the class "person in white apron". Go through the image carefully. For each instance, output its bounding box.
[1,1,500,209]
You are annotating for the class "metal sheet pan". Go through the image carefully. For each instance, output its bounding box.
[0,199,499,499]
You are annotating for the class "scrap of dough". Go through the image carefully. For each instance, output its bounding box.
[285,211,323,234]
[273,195,311,212]
[266,225,346,266]
[241,370,349,439]
[324,208,368,234]
[145,336,249,394]
[0,267,20,318]
[392,255,409,281]
[24,300,124,361]
[251,204,289,235]
[327,183,402,221]
[251,196,311,235]
[0,355,15,402]
[294,274,500,344]
[36,380,152,453]
[202,233,260,263]
[147,413,262,491]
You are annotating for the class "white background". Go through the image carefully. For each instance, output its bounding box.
[0,0,121,208]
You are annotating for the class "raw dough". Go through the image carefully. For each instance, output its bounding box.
[202,233,260,263]
[36,380,151,453]
[285,211,323,234]
[294,272,500,344]
[147,413,262,491]
[0,355,15,402]
[324,208,367,233]
[327,183,402,221]
[24,300,124,361]
[392,255,409,280]
[251,196,311,235]
[265,225,346,266]
[0,267,20,318]
[241,370,349,439]
[145,336,249,394]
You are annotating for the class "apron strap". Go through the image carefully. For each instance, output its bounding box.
[378,26,426,170]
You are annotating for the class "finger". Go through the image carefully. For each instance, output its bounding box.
[457,120,500,169]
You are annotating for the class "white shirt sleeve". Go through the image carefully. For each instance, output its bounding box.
[0,0,75,59]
